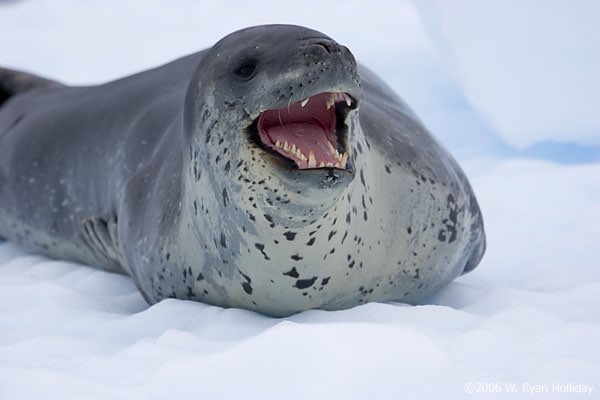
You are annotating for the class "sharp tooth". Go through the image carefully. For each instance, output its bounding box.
[334,161,341,168]
[284,141,290,152]
[326,93,335,110]
[341,152,348,168]
[301,98,309,107]
[326,140,335,155]
[344,93,352,107]
[308,151,316,168]
[291,143,296,154]
[319,162,325,168]
[326,162,334,167]
[276,140,282,148]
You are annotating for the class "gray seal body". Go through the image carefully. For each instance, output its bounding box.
[0,25,485,316]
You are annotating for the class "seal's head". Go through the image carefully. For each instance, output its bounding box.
[185,25,361,217]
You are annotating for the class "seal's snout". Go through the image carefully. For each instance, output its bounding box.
[243,33,361,184]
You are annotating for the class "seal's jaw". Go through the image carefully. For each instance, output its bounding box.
[253,92,357,171]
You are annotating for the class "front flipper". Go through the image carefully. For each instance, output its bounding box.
[81,216,122,272]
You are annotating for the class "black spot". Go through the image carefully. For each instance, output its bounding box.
[264,214,275,227]
[360,169,366,187]
[291,253,303,261]
[193,163,202,181]
[407,227,412,235]
[166,253,171,261]
[224,161,231,172]
[321,277,330,286]
[186,286,195,299]
[328,230,337,241]
[348,260,355,269]
[220,233,227,248]
[306,237,316,246]
[438,230,447,242]
[385,165,391,174]
[346,212,351,224]
[240,271,252,283]
[283,267,299,278]
[222,187,229,207]
[255,243,270,260]
[242,282,253,294]
[283,231,297,241]
[295,277,317,289]
[363,211,368,221]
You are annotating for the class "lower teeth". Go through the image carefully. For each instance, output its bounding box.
[273,141,348,169]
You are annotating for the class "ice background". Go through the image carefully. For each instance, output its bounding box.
[1,0,599,399]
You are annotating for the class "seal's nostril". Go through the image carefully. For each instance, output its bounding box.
[302,38,337,54]
[314,42,332,54]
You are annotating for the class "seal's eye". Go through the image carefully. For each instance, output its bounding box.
[234,63,257,79]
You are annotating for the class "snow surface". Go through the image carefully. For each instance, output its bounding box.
[1,1,599,399]
[1,159,599,399]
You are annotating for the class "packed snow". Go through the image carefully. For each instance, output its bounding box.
[1,1,598,399]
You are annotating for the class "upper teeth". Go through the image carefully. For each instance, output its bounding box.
[343,93,352,107]
[300,98,310,107]
[323,92,353,110]
[326,95,335,110]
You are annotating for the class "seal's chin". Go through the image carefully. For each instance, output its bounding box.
[252,92,357,171]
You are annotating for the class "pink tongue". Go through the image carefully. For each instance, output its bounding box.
[266,123,338,165]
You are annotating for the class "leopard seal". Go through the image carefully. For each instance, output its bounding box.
[0,24,485,316]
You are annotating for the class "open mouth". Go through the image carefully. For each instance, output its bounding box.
[254,92,357,170]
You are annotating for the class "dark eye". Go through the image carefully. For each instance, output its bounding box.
[234,62,257,79]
